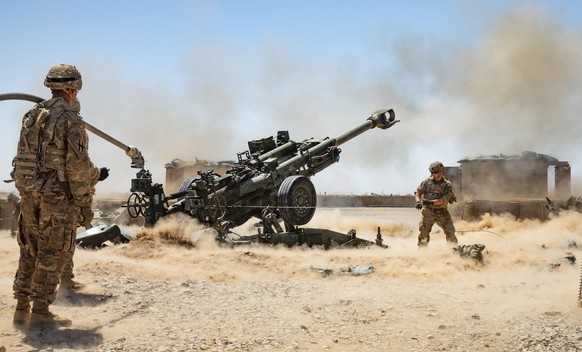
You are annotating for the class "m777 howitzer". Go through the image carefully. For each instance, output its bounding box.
[126,108,398,248]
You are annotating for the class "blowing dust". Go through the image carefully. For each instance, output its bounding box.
[76,207,582,313]
[32,3,577,199]
[1,207,581,351]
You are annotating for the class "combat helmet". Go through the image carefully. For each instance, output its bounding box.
[429,161,445,173]
[44,64,82,90]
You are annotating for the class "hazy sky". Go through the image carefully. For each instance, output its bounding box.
[1,0,582,196]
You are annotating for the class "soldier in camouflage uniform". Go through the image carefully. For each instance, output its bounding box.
[414,161,458,246]
[11,64,108,328]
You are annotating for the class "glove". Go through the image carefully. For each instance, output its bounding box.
[98,167,109,181]
[415,201,422,210]
[78,206,94,229]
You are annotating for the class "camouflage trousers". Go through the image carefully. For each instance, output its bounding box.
[13,190,76,305]
[418,206,458,246]
[61,243,77,281]
[63,206,89,281]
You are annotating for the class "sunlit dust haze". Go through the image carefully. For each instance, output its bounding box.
[68,207,582,311]
[1,3,581,197]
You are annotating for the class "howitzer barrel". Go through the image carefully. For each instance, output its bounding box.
[335,109,396,145]
[277,108,397,174]
[236,109,397,197]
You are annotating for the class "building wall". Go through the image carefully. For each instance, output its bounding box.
[318,194,415,207]
[165,161,233,194]
[444,166,462,200]
[460,159,549,200]
[555,163,571,199]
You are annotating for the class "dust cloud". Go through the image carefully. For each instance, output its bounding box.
[0,4,580,197]
[1,207,581,350]
[454,6,582,157]
[86,207,581,290]
[22,3,574,198]
[112,206,580,333]
[2,4,582,350]
[1,8,581,193]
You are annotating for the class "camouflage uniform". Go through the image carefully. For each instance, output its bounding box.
[11,64,99,327]
[415,162,458,246]
[61,98,100,287]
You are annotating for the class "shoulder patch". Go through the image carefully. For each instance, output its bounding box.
[69,130,87,156]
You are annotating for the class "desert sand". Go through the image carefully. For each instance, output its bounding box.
[1,207,581,352]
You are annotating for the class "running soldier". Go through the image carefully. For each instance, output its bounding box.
[11,64,108,328]
[414,161,458,246]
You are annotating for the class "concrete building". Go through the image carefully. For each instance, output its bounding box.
[449,151,571,221]
[164,158,234,194]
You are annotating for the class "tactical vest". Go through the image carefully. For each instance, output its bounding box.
[13,102,67,191]
[423,178,449,202]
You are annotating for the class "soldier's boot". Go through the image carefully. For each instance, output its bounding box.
[445,233,459,245]
[29,302,72,328]
[60,278,87,291]
[417,235,429,247]
[13,299,30,328]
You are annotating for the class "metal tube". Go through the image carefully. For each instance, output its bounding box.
[334,119,375,146]
[258,141,296,162]
[0,92,137,157]
[277,109,397,174]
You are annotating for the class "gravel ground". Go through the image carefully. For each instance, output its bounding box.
[1,207,581,351]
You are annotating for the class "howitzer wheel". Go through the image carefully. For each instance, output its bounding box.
[207,194,227,222]
[127,192,146,218]
[277,176,317,226]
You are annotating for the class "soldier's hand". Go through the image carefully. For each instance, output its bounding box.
[415,201,423,210]
[78,206,93,228]
[98,167,109,181]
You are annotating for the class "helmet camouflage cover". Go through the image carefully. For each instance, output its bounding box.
[429,161,445,173]
[44,64,82,90]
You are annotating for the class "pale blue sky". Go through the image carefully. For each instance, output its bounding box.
[1,1,582,196]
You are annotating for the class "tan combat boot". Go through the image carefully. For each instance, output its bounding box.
[60,278,87,291]
[13,299,30,328]
[29,302,72,328]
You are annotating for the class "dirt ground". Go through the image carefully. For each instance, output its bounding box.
[1,207,581,352]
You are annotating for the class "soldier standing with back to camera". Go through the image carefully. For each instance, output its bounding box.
[11,64,108,328]
[414,161,458,247]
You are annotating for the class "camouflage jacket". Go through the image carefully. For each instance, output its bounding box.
[416,176,456,209]
[12,97,99,208]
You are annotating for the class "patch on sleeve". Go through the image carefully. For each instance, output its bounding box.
[68,130,87,157]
